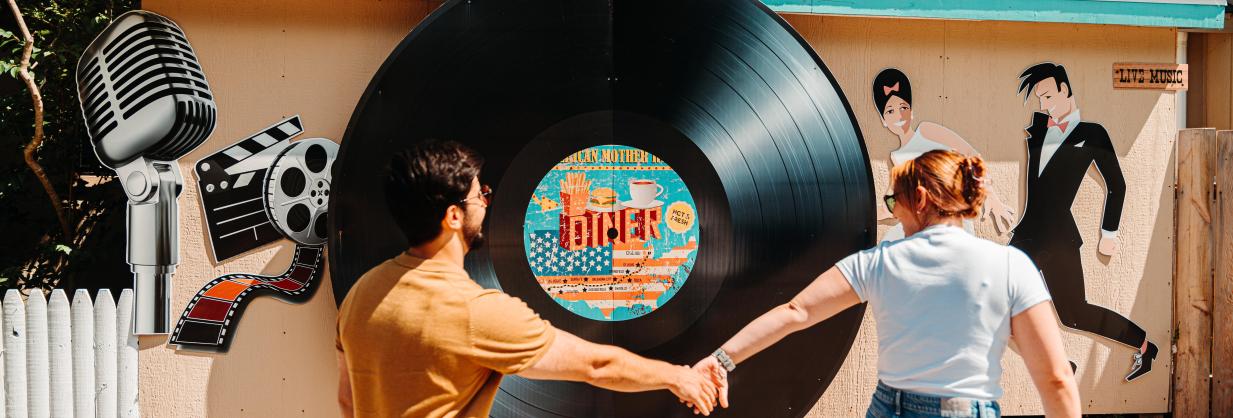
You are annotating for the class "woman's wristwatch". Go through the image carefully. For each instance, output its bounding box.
[712,348,736,372]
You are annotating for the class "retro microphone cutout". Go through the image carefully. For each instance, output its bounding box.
[170,116,336,352]
[76,10,216,335]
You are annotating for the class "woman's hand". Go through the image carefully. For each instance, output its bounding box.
[982,192,1016,235]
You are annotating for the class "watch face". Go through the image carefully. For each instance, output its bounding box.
[523,144,700,321]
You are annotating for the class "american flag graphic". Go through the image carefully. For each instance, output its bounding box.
[527,230,613,276]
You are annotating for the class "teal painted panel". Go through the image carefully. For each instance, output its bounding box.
[764,0,1225,29]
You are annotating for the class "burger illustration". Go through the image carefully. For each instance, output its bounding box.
[587,187,623,212]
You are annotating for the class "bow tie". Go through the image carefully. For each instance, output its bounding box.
[1047,118,1070,133]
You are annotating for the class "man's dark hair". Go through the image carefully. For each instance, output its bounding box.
[872,68,912,114]
[384,139,484,246]
[1018,62,1072,100]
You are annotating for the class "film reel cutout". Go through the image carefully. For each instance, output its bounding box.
[264,138,338,246]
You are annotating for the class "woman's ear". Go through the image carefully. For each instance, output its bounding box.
[913,185,930,213]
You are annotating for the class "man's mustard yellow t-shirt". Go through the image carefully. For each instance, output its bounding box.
[337,253,556,418]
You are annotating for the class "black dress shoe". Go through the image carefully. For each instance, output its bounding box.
[1125,342,1159,382]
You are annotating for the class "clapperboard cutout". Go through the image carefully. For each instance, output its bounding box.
[196,116,304,262]
[178,115,337,352]
[170,245,325,352]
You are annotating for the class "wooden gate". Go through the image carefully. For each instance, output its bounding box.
[1174,128,1233,418]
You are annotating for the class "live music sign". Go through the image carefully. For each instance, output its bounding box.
[1113,63,1187,91]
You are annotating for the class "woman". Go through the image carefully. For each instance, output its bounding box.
[695,150,1079,417]
[872,69,1015,240]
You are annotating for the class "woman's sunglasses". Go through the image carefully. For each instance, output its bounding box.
[883,194,897,212]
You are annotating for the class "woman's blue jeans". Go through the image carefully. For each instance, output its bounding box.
[866,381,1000,418]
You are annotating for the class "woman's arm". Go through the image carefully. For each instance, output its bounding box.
[1011,302,1080,418]
[719,266,861,365]
[692,266,861,410]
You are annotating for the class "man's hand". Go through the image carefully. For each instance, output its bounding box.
[691,356,730,410]
[1098,234,1119,256]
[670,365,718,416]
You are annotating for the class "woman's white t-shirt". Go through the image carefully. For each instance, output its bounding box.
[836,224,1051,400]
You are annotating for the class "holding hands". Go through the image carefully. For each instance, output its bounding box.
[691,356,730,410]
[670,363,725,415]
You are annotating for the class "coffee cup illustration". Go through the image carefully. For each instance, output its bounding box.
[627,179,664,208]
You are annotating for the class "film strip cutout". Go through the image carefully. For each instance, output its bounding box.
[176,116,337,352]
[170,245,324,351]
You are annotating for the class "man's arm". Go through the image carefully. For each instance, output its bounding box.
[465,290,719,414]
[337,351,354,418]
[515,329,718,415]
[1090,124,1125,233]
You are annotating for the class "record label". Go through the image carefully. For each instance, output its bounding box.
[524,145,700,321]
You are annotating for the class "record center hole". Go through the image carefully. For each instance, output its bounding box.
[606,228,618,240]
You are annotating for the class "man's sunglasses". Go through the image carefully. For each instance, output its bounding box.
[459,184,493,207]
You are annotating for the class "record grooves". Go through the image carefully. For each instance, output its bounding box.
[330,0,874,416]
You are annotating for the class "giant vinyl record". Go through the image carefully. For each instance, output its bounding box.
[329,0,875,417]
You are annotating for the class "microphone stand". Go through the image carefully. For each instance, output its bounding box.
[115,157,183,335]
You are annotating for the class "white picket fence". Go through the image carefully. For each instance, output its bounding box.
[0,289,138,418]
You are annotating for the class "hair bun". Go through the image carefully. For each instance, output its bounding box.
[960,156,987,209]
[889,150,988,220]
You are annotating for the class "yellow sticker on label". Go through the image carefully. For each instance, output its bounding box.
[666,201,695,234]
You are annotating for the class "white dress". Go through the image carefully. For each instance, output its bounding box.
[882,128,977,242]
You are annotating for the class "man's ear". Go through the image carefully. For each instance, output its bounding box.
[443,204,464,231]
[1059,81,1071,98]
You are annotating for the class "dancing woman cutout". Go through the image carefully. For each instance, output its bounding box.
[871,69,1015,240]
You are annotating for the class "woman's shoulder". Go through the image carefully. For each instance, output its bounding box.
[957,234,1036,265]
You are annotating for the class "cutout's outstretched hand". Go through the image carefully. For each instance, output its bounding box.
[982,193,1016,235]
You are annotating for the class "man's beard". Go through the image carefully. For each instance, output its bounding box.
[463,214,486,251]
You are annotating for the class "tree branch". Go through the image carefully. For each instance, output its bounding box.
[8,0,72,240]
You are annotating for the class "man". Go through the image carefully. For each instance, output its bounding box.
[1013,62,1158,381]
[336,139,721,417]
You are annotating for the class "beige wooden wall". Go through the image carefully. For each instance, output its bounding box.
[138,2,1177,416]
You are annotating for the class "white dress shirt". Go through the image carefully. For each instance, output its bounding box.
[1038,109,1080,176]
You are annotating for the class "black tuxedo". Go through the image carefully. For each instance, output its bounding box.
[1010,111,1146,349]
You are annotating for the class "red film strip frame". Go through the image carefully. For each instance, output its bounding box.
[170,245,324,352]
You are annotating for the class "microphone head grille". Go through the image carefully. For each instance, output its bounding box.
[77,11,215,167]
